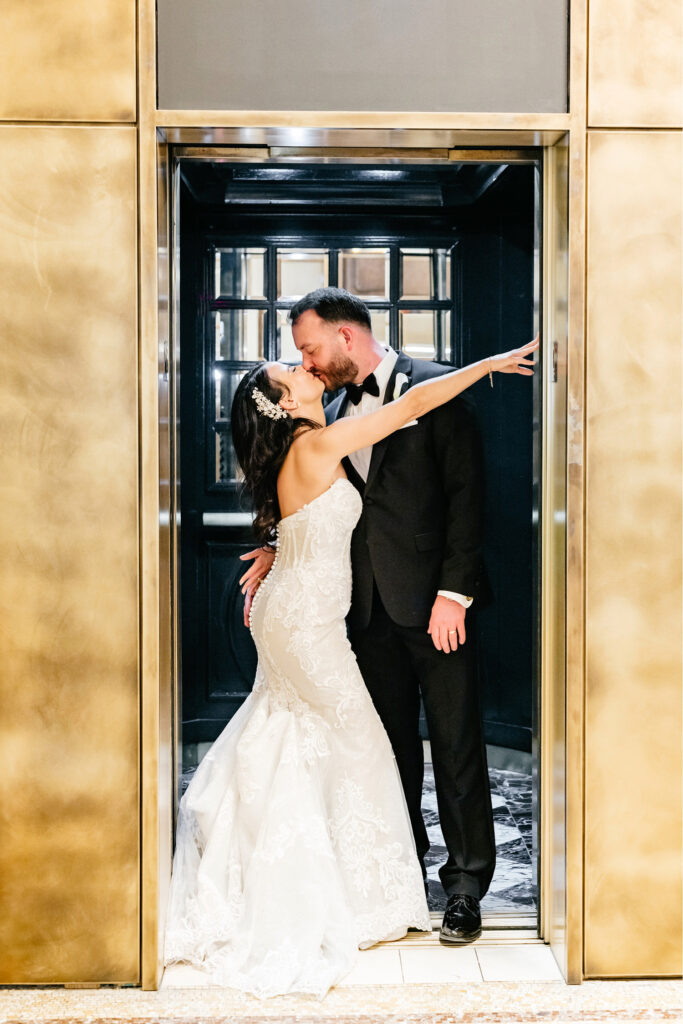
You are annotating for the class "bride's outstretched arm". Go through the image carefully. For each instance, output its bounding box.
[308,335,539,465]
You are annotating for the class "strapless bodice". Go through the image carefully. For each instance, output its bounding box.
[249,477,362,635]
[275,477,362,568]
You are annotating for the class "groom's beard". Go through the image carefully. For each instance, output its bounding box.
[314,352,359,392]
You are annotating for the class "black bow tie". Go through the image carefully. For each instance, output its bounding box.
[344,373,380,405]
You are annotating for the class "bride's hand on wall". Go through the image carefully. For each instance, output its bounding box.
[491,333,539,375]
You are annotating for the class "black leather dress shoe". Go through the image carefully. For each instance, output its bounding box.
[439,893,482,944]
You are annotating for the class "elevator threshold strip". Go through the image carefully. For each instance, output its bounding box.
[378,912,539,947]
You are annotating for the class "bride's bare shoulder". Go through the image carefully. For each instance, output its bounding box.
[281,424,341,496]
[289,421,330,459]
[282,426,323,475]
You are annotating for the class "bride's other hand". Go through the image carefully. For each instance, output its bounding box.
[243,587,254,628]
[491,333,539,375]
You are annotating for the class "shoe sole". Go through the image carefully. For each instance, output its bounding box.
[438,927,482,946]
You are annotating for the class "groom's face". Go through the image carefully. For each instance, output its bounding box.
[292,310,359,391]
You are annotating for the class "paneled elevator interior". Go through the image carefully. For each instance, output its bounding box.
[175,154,539,919]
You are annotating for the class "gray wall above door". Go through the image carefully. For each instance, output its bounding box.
[157,0,568,113]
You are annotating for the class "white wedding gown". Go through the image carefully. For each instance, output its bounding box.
[163,477,431,997]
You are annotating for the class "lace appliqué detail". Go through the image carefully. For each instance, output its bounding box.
[330,775,391,895]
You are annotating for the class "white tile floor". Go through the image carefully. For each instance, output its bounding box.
[161,938,564,989]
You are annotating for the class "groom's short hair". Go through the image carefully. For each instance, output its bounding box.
[289,287,372,331]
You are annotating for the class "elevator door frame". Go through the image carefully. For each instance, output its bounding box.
[147,127,575,988]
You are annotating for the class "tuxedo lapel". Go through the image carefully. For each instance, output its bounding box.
[365,352,414,494]
[342,456,365,494]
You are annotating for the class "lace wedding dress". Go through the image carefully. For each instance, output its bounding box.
[163,477,431,997]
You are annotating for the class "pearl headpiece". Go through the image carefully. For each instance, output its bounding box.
[251,386,288,421]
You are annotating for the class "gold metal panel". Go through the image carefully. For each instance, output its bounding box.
[563,0,589,985]
[540,139,569,976]
[0,125,139,983]
[143,126,576,985]
[0,0,135,122]
[140,135,174,991]
[138,0,175,988]
[588,0,683,127]
[585,130,682,977]
[156,110,571,132]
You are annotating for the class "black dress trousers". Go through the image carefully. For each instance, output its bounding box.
[349,583,496,901]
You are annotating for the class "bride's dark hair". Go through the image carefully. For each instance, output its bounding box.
[231,364,321,545]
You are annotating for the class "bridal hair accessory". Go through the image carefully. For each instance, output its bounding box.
[251,386,288,421]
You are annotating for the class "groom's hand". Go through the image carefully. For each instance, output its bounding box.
[239,546,276,593]
[428,595,466,653]
[239,546,276,627]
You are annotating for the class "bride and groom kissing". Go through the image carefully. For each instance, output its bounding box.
[164,287,538,997]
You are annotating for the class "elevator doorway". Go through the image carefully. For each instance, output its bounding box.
[172,151,542,926]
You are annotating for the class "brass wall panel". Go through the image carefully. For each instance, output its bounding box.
[140,136,175,989]
[156,111,570,146]
[540,140,569,975]
[0,1,135,122]
[564,0,588,984]
[585,131,682,976]
[138,0,173,987]
[0,126,139,983]
[588,0,683,126]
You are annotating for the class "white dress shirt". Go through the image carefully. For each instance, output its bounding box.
[343,348,473,610]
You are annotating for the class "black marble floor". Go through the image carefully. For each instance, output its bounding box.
[423,762,536,914]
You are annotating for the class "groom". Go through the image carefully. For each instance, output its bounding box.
[287,287,496,944]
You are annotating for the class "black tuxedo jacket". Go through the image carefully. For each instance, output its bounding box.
[325,352,493,631]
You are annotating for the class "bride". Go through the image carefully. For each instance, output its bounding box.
[163,336,538,998]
